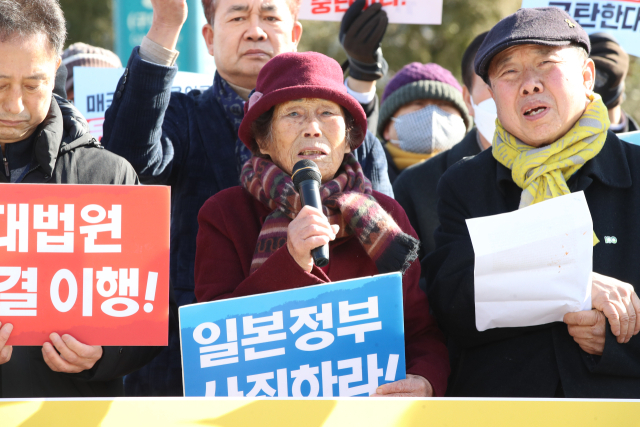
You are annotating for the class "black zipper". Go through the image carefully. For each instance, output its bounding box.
[3,156,8,177]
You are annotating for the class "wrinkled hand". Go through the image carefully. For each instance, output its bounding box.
[287,205,339,273]
[0,322,13,365]
[339,0,389,81]
[42,333,103,373]
[591,272,640,343]
[151,0,188,29]
[564,310,606,355]
[148,0,188,50]
[371,374,433,397]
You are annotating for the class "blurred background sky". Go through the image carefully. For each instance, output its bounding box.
[59,0,640,123]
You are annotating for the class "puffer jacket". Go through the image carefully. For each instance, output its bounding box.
[0,95,168,397]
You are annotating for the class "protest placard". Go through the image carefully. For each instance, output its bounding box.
[298,0,443,25]
[74,67,213,140]
[619,130,640,145]
[522,0,640,57]
[0,184,170,346]
[180,273,406,397]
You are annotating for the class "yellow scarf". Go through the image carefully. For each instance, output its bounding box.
[492,94,610,245]
[385,142,441,171]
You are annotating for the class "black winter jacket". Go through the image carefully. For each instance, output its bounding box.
[424,131,640,398]
[0,95,165,397]
[394,129,482,259]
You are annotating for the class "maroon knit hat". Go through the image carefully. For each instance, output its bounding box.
[239,52,368,150]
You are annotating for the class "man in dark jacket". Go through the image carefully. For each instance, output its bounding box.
[0,0,163,397]
[394,32,492,258]
[424,7,640,398]
[102,0,392,396]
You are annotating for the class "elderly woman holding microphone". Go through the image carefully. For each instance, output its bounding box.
[194,52,449,397]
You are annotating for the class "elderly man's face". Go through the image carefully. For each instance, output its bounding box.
[204,0,302,89]
[0,33,59,149]
[488,44,595,147]
[258,98,350,182]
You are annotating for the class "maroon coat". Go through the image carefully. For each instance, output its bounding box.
[195,186,450,396]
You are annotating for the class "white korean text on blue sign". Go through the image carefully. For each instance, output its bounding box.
[179,273,406,397]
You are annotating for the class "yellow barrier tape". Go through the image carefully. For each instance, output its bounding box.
[1,398,637,427]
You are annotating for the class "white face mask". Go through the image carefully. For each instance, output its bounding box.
[471,96,497,145]
[390,105,467,154]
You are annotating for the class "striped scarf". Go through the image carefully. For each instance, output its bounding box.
[241,153,419,275]
[492,93,610,245]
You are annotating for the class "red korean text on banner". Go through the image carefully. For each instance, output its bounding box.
[0,184,170,346]
[301,0,440,25]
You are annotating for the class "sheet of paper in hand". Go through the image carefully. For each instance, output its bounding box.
[466,191,593,332]
[299,0,443,25]
[180,273,406,397]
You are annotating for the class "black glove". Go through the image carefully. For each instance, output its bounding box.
[340,0,389,82]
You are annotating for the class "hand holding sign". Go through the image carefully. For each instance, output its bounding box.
[371,374,433,397]
[0,322,12,365]
[42,333,103,374]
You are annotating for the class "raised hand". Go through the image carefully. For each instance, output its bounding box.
[339,0,389,82]
[147,0,189,50]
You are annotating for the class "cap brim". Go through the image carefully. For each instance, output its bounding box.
[478,39,572,82]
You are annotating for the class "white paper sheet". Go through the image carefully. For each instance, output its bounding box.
[466,192,593,332]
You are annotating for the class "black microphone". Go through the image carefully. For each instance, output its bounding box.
[292,160,329,267]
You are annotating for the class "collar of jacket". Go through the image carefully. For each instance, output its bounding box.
[32,95,64,177]
[496,130,632,196]
[30,95,95,178]
[446,128,483,169]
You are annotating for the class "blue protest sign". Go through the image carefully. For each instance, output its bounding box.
[619,130,640,146]
[179,273,406,397]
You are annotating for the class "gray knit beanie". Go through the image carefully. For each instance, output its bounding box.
[378,62,472,137]
[61,43,123,92]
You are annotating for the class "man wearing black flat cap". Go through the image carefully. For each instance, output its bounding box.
[424,7,640,398]
[590,32,638,134]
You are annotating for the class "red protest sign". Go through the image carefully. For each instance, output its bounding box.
[299,0,442,25]
[0,184,170,346]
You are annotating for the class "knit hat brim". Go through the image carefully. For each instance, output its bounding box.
[378,80,473,137]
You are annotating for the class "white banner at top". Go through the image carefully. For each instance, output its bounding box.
[298,0,443,25]
[521,0,640,57]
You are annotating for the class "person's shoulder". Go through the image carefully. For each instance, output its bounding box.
[201,186,254,214]
[442,147,494,181]
[397,149,449,184]
[65,141,137,183]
